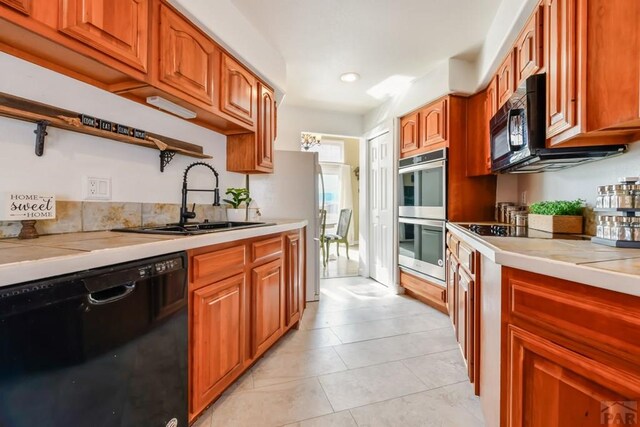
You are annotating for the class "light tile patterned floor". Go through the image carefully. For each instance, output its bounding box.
[194,276,485,427]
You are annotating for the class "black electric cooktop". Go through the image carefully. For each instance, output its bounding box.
[459,224,591,240]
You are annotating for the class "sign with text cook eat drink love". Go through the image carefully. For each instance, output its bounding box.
[1,193,56,221]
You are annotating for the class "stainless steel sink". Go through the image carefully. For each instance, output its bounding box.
[113,221,274,235]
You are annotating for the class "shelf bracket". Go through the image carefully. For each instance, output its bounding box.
[34,120,49,156]
[160,150,176,173]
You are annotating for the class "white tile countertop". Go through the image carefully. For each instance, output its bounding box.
[0,220,307,288]
[447,223,640,297]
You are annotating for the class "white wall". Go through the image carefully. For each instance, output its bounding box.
[517,143,640,207]
[275,104,363,151]
[170,0,287,95]
[0,53,245,204]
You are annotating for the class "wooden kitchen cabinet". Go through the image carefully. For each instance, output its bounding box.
[400,112,419,156]
[220,53,257,128]
[400,269,447,314]
[502,267,640,427]
[251,258,284,358]
[466,89,491,177]
[284,231,303,329]
[515,6,543,87]
[59,0,149,73]
[226,82,275,173]
[497,51,515,108]
[191,273,246,414]
[457,268,474,379]
[545,0,577,142]
[188,227,305,422]
[157,3,216,106]
[0,0,30,14]
[419,98,447,151]
[446,231,480,393]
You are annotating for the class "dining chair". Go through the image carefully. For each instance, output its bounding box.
[325,209,352,261]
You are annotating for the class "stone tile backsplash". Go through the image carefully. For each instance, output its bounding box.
[0,201,228,238]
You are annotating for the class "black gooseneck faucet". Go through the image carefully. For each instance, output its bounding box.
[180,162,220,226]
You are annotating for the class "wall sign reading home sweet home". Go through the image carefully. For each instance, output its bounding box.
[1,193,56,220]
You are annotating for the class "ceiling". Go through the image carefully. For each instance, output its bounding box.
[230,0,503,114]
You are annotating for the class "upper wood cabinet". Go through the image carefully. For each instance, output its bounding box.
[515,6,543,87]
[545,0,577,141]
[419,98,447,151]
[466,89,491,177]
[497,51,515,108]
[191,273,246,414]
[221,53,257,127]
[0,0,30,14]
[251,258,284,358]
[257,83,275,171]
[400,112,419,156]
[157,3,215,106]
[59,0,149,72]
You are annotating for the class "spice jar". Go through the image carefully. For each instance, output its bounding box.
[630,217,640,241]
[610,184,635,209]
[612,217,632,241]
[499,203,515,223]
[601,216,613,240]
[515,213,528,227]
[596,186,608,209]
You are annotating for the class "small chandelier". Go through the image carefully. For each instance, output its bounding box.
[300,132,321,151]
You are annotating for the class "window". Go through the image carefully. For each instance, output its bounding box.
[303,138,345,163]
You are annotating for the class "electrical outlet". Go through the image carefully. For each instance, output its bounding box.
[521,190,528,206]
[85,177,111,200]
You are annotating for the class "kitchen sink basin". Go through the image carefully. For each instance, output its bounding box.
[113,221,274,235]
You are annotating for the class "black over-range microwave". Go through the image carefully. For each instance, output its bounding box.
[489,73,626,174]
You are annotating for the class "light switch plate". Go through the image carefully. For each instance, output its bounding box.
[85,177,111,200]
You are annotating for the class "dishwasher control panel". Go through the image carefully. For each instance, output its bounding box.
[152,258,183,275]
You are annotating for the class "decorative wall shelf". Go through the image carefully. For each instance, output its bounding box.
[0,92,212,172]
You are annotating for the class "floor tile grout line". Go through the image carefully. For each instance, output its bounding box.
[347,409,360,427]
[308,310,450,330]
[331,326,454,348]
[316,375,338,414]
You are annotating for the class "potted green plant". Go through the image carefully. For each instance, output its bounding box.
[224,187,251,222]
[528,199,585,234]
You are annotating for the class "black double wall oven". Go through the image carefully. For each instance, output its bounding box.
[398,149,447,284]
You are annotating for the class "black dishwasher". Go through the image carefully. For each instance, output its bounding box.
[0,252,188,427]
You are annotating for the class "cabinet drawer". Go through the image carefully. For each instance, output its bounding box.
[458,242,475,274]
[251,236,283,263]
[192,245,245,285]
[505,268,640,366]
[447,233,459,257]
[400,269,447,314]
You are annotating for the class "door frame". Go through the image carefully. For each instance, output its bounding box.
[363,120,399,292]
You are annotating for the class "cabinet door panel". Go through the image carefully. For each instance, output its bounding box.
[60,0,148,72]
[497,52,515,108]
[457,269,474,375]
[506,325,640,427]
[446,250,457,326]
[546,0,578,139]
[221,54,257,126]
[192,274,246,413]
[420,98,447,150]
[257,84,275,171]
[516,8,543,86]
[400,112,419,156]
[252,258,283,357]
[159,4,215,105]
[285,232,301,328]
[486,77,498,170]
[0,0,30,14]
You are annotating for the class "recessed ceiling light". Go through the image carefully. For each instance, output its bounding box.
[340,72,360,83]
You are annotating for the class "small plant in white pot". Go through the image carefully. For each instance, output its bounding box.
[224,187,251,222]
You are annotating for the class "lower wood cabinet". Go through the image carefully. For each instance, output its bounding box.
[188,227,305,422]
[251,258,284,358]
[399,269,447,314]
[445,232,480,394]
[502,267,640,427]
[191,273,246,414]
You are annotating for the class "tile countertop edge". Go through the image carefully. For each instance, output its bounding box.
[0,220,307,288]
[446,222,640,297]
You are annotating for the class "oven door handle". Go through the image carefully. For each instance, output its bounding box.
[398,217,445,228]
[398,160,446,175]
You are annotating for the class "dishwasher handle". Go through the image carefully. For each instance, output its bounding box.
[87,282,136,305]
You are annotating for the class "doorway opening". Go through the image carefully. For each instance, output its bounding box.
[300,133,361,280]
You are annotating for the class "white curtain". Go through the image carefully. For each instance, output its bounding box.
[338,164,355,243]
